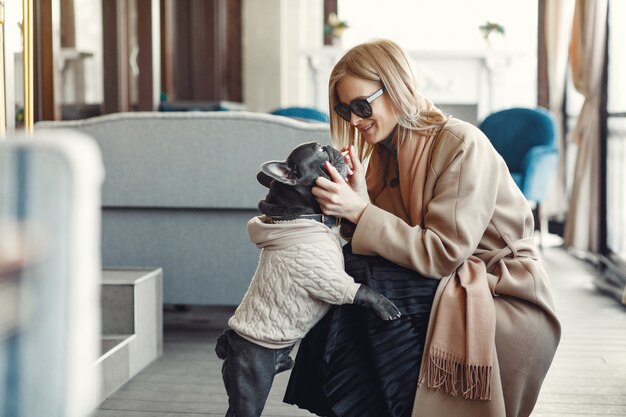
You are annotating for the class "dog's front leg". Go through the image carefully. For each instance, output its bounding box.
[353,286,401,320]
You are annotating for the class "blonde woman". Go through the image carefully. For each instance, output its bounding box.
[284,39,561,417]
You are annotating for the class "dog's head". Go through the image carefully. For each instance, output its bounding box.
[257,142,349,217]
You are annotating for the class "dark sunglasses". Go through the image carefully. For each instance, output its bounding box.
[333,87,385,122]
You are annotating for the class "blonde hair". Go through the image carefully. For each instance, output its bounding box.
[328,39,448,159]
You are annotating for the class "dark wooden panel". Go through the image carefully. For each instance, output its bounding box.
[172,0,192,100]
[225,0,241,102]
[160,0,175,100]
[137,0,154,110]
[102,0,130,113]
[189,0,211,100]
[60,0,75,47]
[168,0,241,102]
[323,0,337,46]
[34,0,58,121]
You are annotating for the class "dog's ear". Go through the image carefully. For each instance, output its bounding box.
[260,161,297,186]
[256,171,273,188]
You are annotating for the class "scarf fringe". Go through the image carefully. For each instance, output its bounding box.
[419,346,492,401]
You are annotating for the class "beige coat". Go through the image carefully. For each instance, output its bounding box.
[351,118,561,417]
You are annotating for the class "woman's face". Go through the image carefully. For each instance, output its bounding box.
[335,75,398,145]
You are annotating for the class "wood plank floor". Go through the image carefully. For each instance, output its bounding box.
[92,244,626,417]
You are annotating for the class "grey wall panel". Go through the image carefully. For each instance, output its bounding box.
[102,208,260,305]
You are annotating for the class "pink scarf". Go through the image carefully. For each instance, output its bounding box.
[366,107,495,400]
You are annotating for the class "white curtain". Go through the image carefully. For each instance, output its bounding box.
[543,0,576,219]
[564,0,608,253]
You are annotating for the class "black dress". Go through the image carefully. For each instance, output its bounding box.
[283,243,439,417]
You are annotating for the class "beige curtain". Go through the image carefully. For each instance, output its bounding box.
[543,0,576,218]
[564,0,608,253]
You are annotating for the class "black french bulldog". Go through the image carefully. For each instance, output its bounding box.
[257,141,401,316]
[215,141,400,417]
[256,141,350,219]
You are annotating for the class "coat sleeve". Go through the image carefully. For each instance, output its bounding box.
[351,130,501,278]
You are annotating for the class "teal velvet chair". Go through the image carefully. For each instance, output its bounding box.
[270,107,329,123]
[479,107,558,246]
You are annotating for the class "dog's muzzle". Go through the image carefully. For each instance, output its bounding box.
[323,145,349,180]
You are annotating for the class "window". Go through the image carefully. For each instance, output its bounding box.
[606,0,626,263]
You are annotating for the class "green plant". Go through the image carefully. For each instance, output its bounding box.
[324,13,349,40]
[479,21,505,40]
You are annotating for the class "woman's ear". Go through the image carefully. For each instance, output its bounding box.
[260,161,297,186]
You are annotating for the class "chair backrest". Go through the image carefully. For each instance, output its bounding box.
[479,107,556,172]
[270,106,329,123]
[0,130,103,416]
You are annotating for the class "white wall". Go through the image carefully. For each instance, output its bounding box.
[243,0,323,112]
[4,0,23,130]
[337,0,539,112]
[72,0,103,104]
[242,0,538,116]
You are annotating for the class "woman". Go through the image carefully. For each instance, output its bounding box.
[284,39,561,417]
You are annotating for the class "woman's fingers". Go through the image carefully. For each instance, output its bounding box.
[312,184,340,214]
[312,177,337,196]
[314,167,345,208]
[314,169,368,222]
[324,161,346,184]
[341,147,354,170]
[348,145,363,171]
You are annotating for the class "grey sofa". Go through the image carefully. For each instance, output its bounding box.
[37,111,331,305]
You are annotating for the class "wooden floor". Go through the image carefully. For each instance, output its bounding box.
[92,243,626,417]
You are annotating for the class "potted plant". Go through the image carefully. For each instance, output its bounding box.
[479,21,505,48]
[325,13,349,46]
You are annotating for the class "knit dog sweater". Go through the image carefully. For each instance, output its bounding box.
[228,216,361,349]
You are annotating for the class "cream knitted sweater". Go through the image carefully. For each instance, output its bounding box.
[228,216,361,349]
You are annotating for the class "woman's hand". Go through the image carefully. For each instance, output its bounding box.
[341,145,368,200]
[313,147,368,224]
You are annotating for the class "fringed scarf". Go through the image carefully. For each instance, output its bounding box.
[365,97,496,401]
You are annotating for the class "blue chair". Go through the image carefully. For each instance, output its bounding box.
[270,107,329,123]
[479,107,558,246]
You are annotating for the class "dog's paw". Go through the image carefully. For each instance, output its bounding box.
[375,298,402,321]
[355,285,402,321]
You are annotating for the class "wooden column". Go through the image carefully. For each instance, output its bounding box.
[22,0,34,132]
[137,0,154,110]
[160,0,174,100]
[323,0,337,45]
[189,0,211,100]
[102,0,130,113]
[172,1,191,99]
[34,0,59,121]
[225,0,241,102]
[168,0,241,102]
[537,0,549,108]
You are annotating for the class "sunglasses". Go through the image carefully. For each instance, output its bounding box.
[334,87,385,122]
